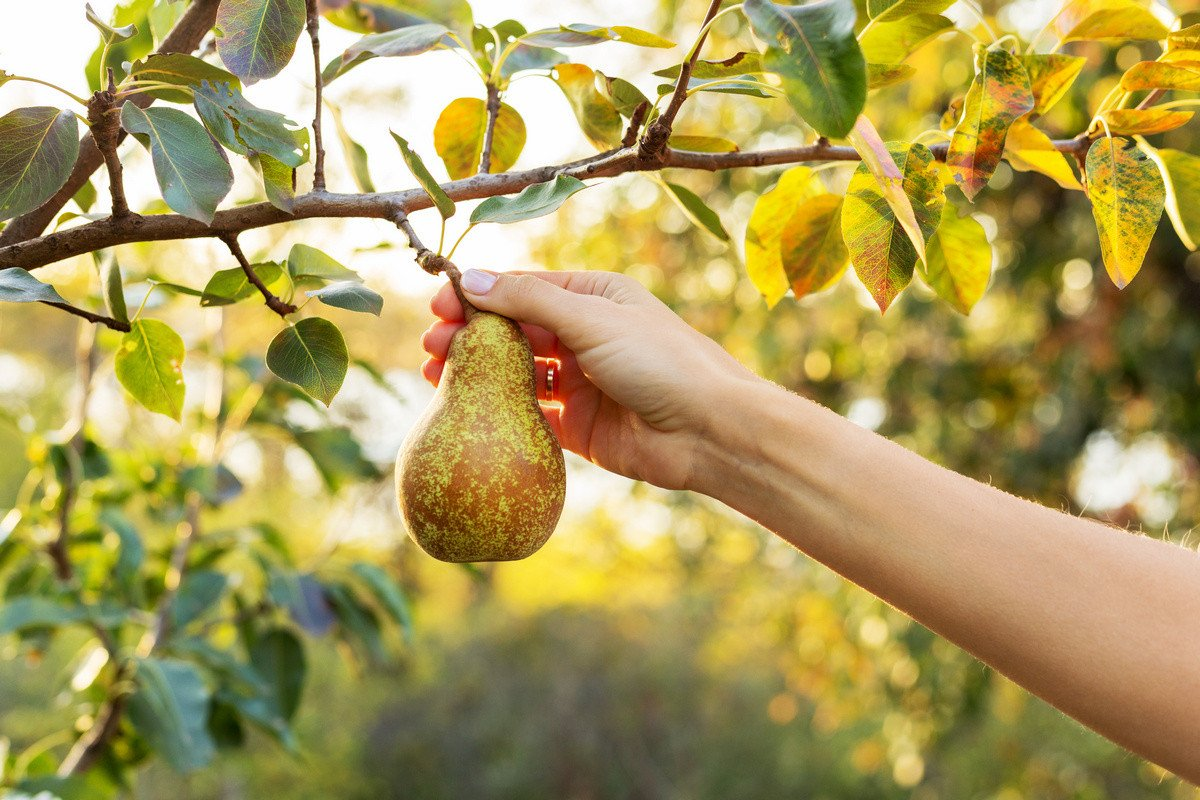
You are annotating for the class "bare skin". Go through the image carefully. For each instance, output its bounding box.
[421,268,1200,783]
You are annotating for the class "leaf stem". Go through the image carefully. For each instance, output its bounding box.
[959,0,999,44]
[446,223,475,260]
[4,75,89,106]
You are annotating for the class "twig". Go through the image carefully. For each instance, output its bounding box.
[391,212,476,320]
[622,101,650,148]
[305,0,327,192]
[219,235,297,317]
[479,83,502,174]
[59,673,128,776]
[88,70,131,219]
[41,301,131,332]
[639,0,725,159]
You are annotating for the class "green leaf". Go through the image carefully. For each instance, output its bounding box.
[779,194,849,299]
[15,773,117,800]
[267,570,335,633]
[947,45,1034,201]
[663,182,730,241]
[390,131,456,219]
[325,582,386,663]
[1020,54,1085,116]
[1101,108,1194,136]
[1149,147,1200,251]
[249,627,306,722]
[0,107,80,222]
[84,0,154,93]
[266,317,349,406]
[128,53,242,103]
[200,262,285,306]
[653,53,765,80]
[115,319,186,421]
[596,72,650,118]
[867,63,915,89]
[1003,117,1082,191]
[328,102,375,193]
[99,508,143,598]
[1049,0,1168,45]
[0,269,66,304]
[842,141,944,312]
[215,0,307,82]
[744,0,866,140]
[126,657,216,773]
[433,98,526,180]
[120,104,233,224]
[73,179,98,213]
[552,63,623,149]
[866,0,953,22]
[469,174,587,225]
[0,597,85,635]
[290,426,380,491]
[745,166,826,306]
[324,22,449,82]
[1121,61,1200,93]
[92,252,129,323]
[254,152,296,212]
[287,243,361,281]
[171,570,228,630]
[193,81,308,167]
[306,281,384,316]
[656,76,774,98]
[350,562,413,640]
[86,2,138,43]
[858,13,952,65]
[521,24,674,49]
[668,134,739,153]
[1086,137,1164,289]
[919,203,991,314]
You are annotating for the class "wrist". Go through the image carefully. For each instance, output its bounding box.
[685,373,788,497]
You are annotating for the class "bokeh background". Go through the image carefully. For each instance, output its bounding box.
[2,0,1199,796]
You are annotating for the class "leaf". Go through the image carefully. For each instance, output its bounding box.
[350,562,413,639]
[668,134,739,153]
[469,174,587,225]
[99,507,144,596]
[85,0,155,93]
[947,45,1034,201]
[323,22,449,82]
[266,317,349,406]
[663,182,730,241]
[1100,108,1194,136]
[249,627,306,721]
[126,657,216,773]
[653,53,765,80]
[433,98,526,180]
[128,53,242,103]
[847,116,927,258]
[193,81,308,167]
[1121,62,1200,93]
[866,0,953,22]
[267,570,335,633]
[74,179,98,213]
[290,425,380,490]
[779,194,849,298]
[1020,54,1085,116]
[919,203,991,314]
[216,0,307,82]
[325,582,386,663]
[745,166,826,306]
[96,252,129,323]
[1149,147,1200,251]
[390,131,455,219]
[171,570,228,629]
[596,72,649,118]
[254,152,296,212]
[1003,117,1083,190]
[868,63,915,89]
[328,102,375,193]
[0,107,80,222]
[552,63,623,149]
[288,243,361,281]
[86,2,138,43]
[841,141,945,312]
[200,262,285,306]
[321,0,473,40]
[858,13,951,65]
[1049,0,1168,45]
[657,76,774,98]
[120,104,233,224]
[1086,137,1164,288]
[115,319,186,421]
[0,597,85,635]
[306,281,384,315]
[744,0,866,139]
[0,269,66,304]
[521,24,674,49]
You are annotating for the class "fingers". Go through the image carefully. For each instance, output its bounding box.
[429,270,657,322]
[420,319,559,361]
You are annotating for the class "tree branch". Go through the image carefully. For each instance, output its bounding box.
[392,212,476,319]
[622,101,651,148]
[0,0,221,246]
[88,71,131,219]
[305,0,327,191]
[220,235,297,317]
[41,301,132,332]
[479,83,502,174]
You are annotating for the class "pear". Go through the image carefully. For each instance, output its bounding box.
[397,310,566,562]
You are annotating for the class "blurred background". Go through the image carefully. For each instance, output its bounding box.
[2,0,1199,796]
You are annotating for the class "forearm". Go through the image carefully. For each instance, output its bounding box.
[692,378,1200,781]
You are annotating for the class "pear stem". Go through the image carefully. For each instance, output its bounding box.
[393,211,479,321]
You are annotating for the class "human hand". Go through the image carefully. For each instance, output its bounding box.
[419,269,761,490]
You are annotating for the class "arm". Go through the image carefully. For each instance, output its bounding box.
[422,268,1200,782]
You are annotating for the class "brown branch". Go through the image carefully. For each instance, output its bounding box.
[305,0,327,191]
[220,235,297,317]
[59,670,128,776]
[479,83,502,174]
[1,136,1095,273]
[639,0,725,160]
[88,71,131,219]
[42,302,132,332]
[0,0,221,246]
[391,212,476,319]
[622,101,650,148]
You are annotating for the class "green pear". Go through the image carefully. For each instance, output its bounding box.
[397,310,566,562]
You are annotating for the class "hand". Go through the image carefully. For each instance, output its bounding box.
[419,269,761,490]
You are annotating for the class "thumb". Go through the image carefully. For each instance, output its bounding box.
[459,269,593,334]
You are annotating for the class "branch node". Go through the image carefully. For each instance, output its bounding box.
[88,74,130,219]
[622,101,650,148]
[219,234,297,317]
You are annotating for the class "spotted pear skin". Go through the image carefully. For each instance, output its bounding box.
[397,311,566,562]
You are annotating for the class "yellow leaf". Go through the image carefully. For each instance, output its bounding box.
[1145,146,1200,251]
[779,194,849,299]
[847,115,928,259]
[919,203,991,314]
[552,63,623,150]
[1020,54,1085,116]
[1049,0,1168,45]
[433,97,526,180]
[1086,137,1164,288]
[1121,61,1200,93]
[745,167,825,307]
[1004,117,1082,190]
[1100,108,1194,136]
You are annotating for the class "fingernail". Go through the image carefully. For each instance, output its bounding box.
[461,269,497,295]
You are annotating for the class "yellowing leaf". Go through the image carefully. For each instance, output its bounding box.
[865,0,952,22]
[1100,108,1194,136]
[115,320,186,421]
[1121,61,1200,93]
[1020,54,1085,116]
[779,194,849,298]
[745,166,825,306]
[668,135,739,153]
[868,63,915,89]
[1048,0,1168,45]
[552,63,622,149]
[919,203,991,314]
[1004,117,1082,190]
[847,115,928,258]
[1146,147,1200,251]
[433,97,526,180]
[947,45,1034,201]
[842,142,944,312]
[858,12,952,64]
[1086,137,1164,288]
